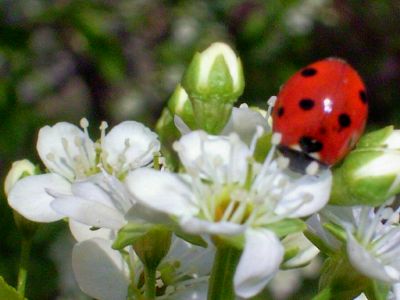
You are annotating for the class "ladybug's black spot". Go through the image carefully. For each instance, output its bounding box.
[338,113,351,128]
[359,90,367,104]
[301,68,317,77]
[299,98,315,110]
[299,136,323,153]
[277,107,285,117]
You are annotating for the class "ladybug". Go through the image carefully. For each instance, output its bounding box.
[272,58,368,171]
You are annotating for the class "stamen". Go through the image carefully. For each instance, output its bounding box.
[80,118,89,129]
[306,161,319,176]
[249,126,264,154]
[267,96,277,117]
[239,103,249,109]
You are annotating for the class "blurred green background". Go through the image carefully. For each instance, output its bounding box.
[1,0,399,299]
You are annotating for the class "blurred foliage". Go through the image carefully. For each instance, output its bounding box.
[1,0,400,299]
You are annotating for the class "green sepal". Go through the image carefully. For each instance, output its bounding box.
[253,132,272,163]
[283,246,300,262]
[323,223,347,243]
[319,252,369,300]
[304,230,335,256]
[0,276,25,300]
[264,218,306,238]
[364,280,390,300]
[155,108,180,170]
[112,222,154,250]
[175,230,208,248]
[356,126,394,149]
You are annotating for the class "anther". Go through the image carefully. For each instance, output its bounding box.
[305,161,319,176]
[80,118,89,129]
[99,121,108,130]
[239,103,249,109]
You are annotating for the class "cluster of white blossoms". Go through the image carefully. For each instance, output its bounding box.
[7,41,400,300]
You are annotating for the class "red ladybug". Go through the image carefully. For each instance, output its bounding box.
[272,58,368,169]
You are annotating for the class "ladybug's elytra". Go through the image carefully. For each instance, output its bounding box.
[272,58,368,170]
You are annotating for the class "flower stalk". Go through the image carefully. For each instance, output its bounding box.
[17,237,32,297]
[207,242,242,300]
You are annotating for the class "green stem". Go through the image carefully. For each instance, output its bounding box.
[17,238,32,297]
[207,244,242,300]
[144,265,156,300]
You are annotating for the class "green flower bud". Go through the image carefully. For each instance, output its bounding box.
[4,159,40,239]
[4,159,37,196]
[133,227,172,270]
[167,85,196,129]
[155,108,180,169]
[331,126,400,206]
[182,42,245,133]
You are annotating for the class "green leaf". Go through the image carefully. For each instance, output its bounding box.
[0,276,25,300]
[264,218,306,237]
[112,223,153,250]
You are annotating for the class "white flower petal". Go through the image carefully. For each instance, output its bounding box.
[125,168,198,217]
[51,196,126,230]
[281,232,319,269]
[72,178,117,208]
[180,217,245,236]
[8,173,70,222]
[37,122,95,180]
[174,115,191,135]
[167,235,214,277]
[275,169,332,217]
[69,220,113,242]
[72,238,129,300]
[221,106,269,145]
[234,229,284,298]
[347,232,400,283]
[177,131,250,182]
[103,121,160,171]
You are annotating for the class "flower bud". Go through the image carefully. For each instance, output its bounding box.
[4,159,39,239]
[182,42,244,133]
[167,85,196,129]
[331,126,400,206]
[133,227,172,270]
[4,159,37,196]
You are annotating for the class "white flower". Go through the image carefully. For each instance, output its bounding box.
[72,236,213,300]
[8,119,159,223]
[51,172,134,231]
[125,130,332,297]
[312,202,400,286]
